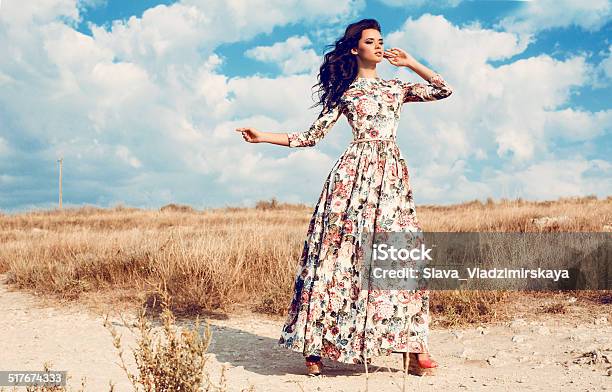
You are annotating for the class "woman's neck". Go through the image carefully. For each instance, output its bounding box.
[357,72,379,79]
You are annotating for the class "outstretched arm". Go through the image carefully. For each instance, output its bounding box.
[235,127,289,146]
[235,104,343,148]
[286,104,343,147]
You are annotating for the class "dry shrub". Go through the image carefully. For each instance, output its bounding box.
[111,203,141,213]
[253,289,292,316]
[159,204,195,213]
[104,291,254,392]
[430,290,510,327]
[255,198,279,210]
[255,197,311,211]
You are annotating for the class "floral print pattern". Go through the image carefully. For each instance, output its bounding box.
[279,73,453,364]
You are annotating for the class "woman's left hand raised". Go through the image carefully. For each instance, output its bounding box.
[383,47,416,68]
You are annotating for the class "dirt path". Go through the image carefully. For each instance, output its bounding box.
[1,274,610,391]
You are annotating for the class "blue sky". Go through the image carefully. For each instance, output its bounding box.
[0,0,610,213]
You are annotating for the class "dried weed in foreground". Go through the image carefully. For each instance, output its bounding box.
[104,291,254,392]
[573,349,612,366]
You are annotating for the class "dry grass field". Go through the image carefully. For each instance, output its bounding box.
[0,196,610,391]
[0,196,610,327]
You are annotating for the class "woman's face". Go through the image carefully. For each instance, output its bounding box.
[351,28,384,64]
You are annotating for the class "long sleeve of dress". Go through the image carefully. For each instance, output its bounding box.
[287,104,343,148]
[398,73,453,103]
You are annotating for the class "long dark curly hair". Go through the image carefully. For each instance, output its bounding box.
[310,19,381,114]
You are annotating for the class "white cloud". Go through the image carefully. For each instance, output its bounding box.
[595,44,612,85]
[88,0,363,71]
[497,0,612,37]
[0,70,14,86]
[377,0,461,8]
[412,157,612,205]
[115,145,142,168]
[88,3,210,71]
[410,160,490,204]
[386,13,531,72]
[245,35,320,75]
[488,55,593,162]
[0,137,8,155]
[226,74,319,119]
[543,107,612,142]
[487,158,611,200]
[0,0,81,26]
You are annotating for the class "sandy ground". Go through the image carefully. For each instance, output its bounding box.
[0,274,610,392]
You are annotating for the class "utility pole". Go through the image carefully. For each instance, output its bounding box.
[57,157,63,209]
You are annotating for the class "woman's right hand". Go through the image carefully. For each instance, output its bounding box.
[235,127,261,143]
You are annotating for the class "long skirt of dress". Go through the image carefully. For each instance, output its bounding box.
[278,140,430,365]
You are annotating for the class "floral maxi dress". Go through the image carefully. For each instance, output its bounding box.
[277,73,453,364]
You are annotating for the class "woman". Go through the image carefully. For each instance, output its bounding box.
[236,19,452,376]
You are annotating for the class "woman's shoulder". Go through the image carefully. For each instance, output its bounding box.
[348,77,402,86]
[343,78,400,95]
